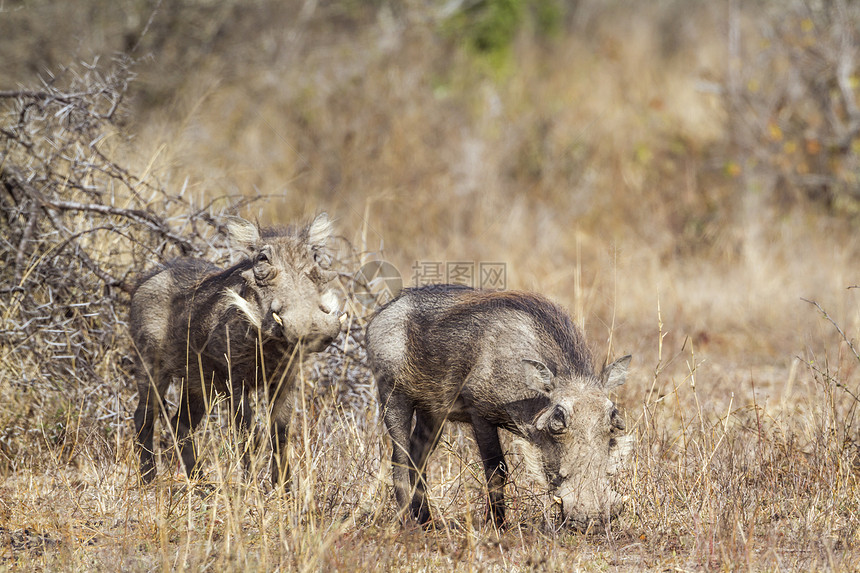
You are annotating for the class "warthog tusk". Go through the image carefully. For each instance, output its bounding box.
[272,312,283,326]
[339,312,347,324]
[553,495,563,506]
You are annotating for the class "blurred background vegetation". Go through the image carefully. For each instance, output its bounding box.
[4,1,858,254]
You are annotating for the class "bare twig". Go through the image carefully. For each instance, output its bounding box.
[0,58,258,429]
[40,198,200,256]
[801,297,860,364]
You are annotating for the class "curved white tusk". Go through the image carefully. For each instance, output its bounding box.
[272,312,284,326]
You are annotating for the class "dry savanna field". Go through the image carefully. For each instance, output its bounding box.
[1,1,859,571]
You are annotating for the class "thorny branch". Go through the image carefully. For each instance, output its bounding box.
[0,59,257,463]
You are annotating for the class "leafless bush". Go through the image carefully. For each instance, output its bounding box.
[0,58,259,470]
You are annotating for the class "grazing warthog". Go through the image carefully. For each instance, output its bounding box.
[131,213,341,486]
[366,285,631,529]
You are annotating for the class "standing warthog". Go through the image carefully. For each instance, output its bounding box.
[131,213,342,486]
[366,285,631,529]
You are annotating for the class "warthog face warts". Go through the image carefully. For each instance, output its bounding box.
[518,356,632,529]
[222,216,341,352]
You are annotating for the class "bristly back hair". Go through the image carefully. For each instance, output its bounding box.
[449,289,594,377]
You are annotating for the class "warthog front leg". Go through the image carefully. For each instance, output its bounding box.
[269,382,294,488]
[269,421,291,488]
[471,416,507,528]
[230,385,258,478]
[170,383,207,480]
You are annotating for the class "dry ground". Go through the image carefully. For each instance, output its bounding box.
[1,1,859,570]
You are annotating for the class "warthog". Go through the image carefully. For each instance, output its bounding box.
[366,285,631,529]
[131,213,341,485]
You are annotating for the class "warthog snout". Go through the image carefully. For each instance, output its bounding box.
[554,474,629,530]
[270,288,341,352]
[526,387,634,530]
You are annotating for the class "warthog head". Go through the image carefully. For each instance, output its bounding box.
[224,214,341,352]
[519,355,632,530]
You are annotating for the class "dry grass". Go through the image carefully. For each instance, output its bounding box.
[0,316,857,571]
[1,0,860,570]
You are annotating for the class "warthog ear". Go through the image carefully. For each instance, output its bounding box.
[602,354,631,390]
[535,404,568,435]
[225,217,261,252]
[523,359,554,394]
[307,213,333,251]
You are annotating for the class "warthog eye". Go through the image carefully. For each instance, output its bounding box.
[252,250,277,283]
[610,409,625,432]
[548,405,567,434]
[536,403,569,435]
